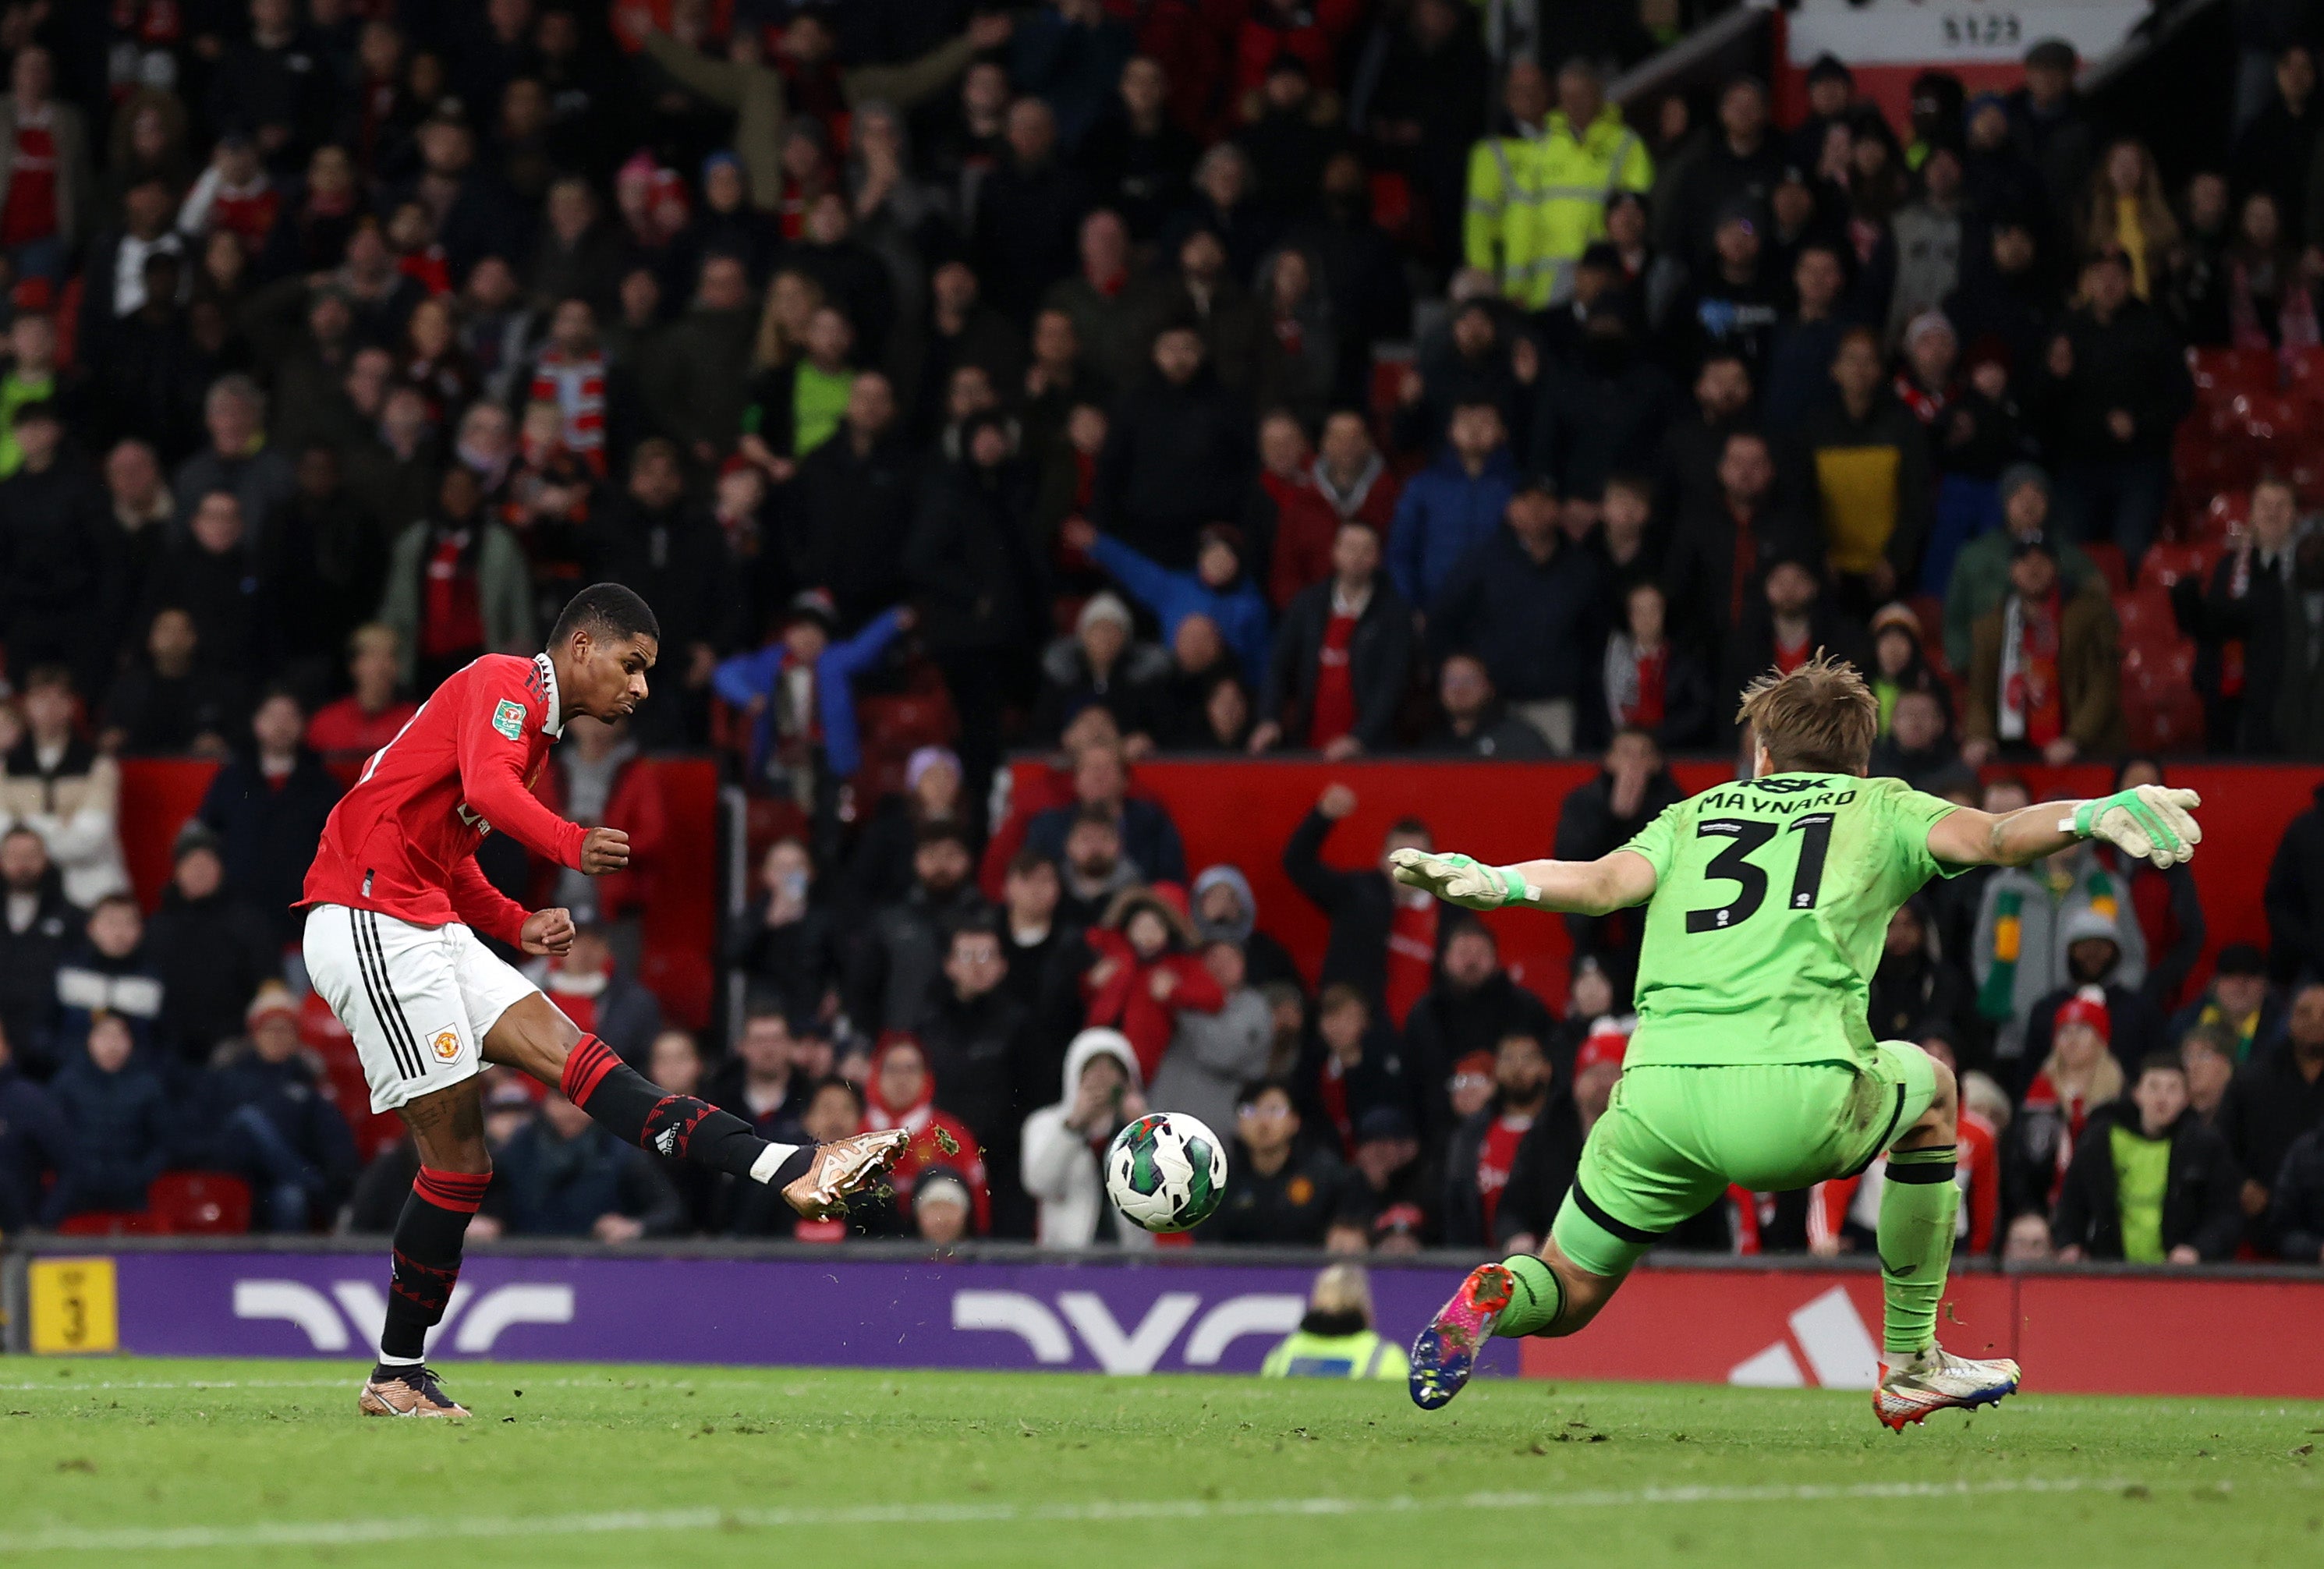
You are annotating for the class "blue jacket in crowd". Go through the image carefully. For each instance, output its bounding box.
[42,1052,170,1224]
[1427,526,1614,706]
[712,607,909,782]
[0,1062,66,1231]
[1088,532,1271,687]
[1387,444,1518,606]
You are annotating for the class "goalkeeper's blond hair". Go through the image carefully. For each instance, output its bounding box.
[1735,651,1879,775]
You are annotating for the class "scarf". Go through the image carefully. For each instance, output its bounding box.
[530,347,607,455]
[1996,588,2063,745]
[1975,865,2124,1024]
[1892,372,1948,424]
[1603,633,1665,729]
[1311,451,1385,519]
[2227,253,2320,353]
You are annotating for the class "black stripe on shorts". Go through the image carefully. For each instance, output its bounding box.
[352,910,423,1079]
[1571,1177,1670,1246]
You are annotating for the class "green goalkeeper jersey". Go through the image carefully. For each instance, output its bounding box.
[1616,773,1964,1067]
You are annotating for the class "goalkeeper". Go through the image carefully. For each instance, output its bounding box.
[1396,655,2201,1429]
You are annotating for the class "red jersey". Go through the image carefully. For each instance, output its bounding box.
[301,653,586,946]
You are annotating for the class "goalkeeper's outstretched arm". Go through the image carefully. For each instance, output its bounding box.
[1389,847,1658,916]
[1925,783,2203,870]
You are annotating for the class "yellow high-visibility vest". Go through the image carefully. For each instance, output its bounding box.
[1464,108,1653,308]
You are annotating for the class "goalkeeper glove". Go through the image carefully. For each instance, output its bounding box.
[2064,785,2202,870]
[1387,848,1533,910]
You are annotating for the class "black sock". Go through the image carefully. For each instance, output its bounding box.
[561,1033,810,1185]
[378,1167,487,1365]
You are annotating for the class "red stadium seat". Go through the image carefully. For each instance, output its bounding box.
[2083,542,2130,596]
[147,1171,253,1235]
[2112,586,2179,641]
[2188,345,2278,402]
[2138,540,2218,593]
[2193,490,2251,540]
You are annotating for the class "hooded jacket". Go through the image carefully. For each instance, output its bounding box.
[1189,863,1301,993]
[1386,444,1518,607]
[1970,848,2146,1068]
[1020,1027,1154,1249]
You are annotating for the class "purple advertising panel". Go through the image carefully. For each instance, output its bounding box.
[97,1249,1518,1379]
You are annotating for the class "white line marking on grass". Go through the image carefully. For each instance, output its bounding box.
[0,1475,2140,1553]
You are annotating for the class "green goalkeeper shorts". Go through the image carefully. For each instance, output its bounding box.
[1550,1040,1938,1278]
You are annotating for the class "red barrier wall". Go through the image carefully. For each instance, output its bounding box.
[118,756,721,1029]
[1081,760,2322,1011]
[1516,1265,2324,1398]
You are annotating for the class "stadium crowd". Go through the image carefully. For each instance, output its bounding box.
[2,1,2324,1266]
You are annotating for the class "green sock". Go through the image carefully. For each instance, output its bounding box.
[1877,1146,1960,1358]
[1493,1255,1565,1338]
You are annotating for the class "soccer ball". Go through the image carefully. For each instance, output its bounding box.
[1105,1113,1228,1233]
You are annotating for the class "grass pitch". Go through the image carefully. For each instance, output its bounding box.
[1,1360,2319,1567]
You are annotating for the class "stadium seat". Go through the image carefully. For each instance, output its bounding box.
[147,1172,253,1235]
[2188,345,2278,402]
[2194,490,2251,540]
[2083,542,2130,596]
[2112,586,2179,640]
[2137,540,2218,593]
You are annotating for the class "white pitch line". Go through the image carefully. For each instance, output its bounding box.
[0,1475,2142,1553]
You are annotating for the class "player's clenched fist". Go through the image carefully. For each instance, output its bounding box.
[2067,785,2202,870]
[581,826,631,874]
[1389,847,1531,910]
[521,907,576,956]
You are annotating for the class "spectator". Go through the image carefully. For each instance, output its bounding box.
[1798,327,1933,611]
[1869,898,1978,1064]
[141,827,278,1072]
[1869,689,1964,792]
[1298,409,1400,577]
[1943,463,2099,673]
[714,593,912,809]
[999,849,1069,1018]
[172,375,297,561]
[1661,76,1783,267]
[1442,1026,1570,1248]
[1081,886,1224,1082]
[2003,986,2127,1220]
[1147,933,1273,1141]
[1660,199,1782,383]
[639,1029,724,1234]
[1405,920,1557,1143]
[911,1166,976,1245]
[1419,650,1553,759]
[1305,983,1415,1157]
[1189,864,1300,995]
[1091,323,1254,569]
[1972,842,2145,1075]
[306,625,418,780]
[1025,741,1188,887]
[863,1032,990,1235]
[1961,533,2123,767]
[0,827,74,1066]
[2033,251,2191,571]
[707,1007,820,1146]
[2187,475,2298,753]
[1553,727,1681,992]
[2270,532,2324,758]
[1031,590,1173,749]
[2170,944,2283,1064]
[1043,210,1150,393]
[1601,580,1713,749]
[2270,1121,2324,1264]
[532,926,663,1068]
[2016,912,2165,1079]
[1,667,130,907]
[1254,522,1412,757]
[915,914,1028,1199]
[583,440,736,742]
[2053,1054,2242,1263]
[1075,55,1199,243]
[723,838,840,1026]
[49,893,165,1070]
[1663,428,1814,662]
[140,488,272,684]
[849,748,979,921]
[379,466,534,692]
[0,1014,64,1229]
[1529,305,1678,537]
[1284,784,1439,1022]
[2103,758,2207,1011]
[0,46,96,284]
[196,689,342,944]
[1051,806,1142,932]
[739,299,858,474]
[1203,1078,1342,1245]
[487,1090,684,1241]
[1887,146,1968,339]
[40,1012,168,1226]
[1071,518,1270,691]
[2180,1024,2241,1125]
[190,986,359,1232]
[0,401,112,695]
[1386,399,1515,608]
[848,823,990,1035]
[1765,243,1853,428]
[1022,1025,1153,1249]
[1258,1262,1410,1379]
[973,97,1091,323]
[1328,1105,1430,1252]
[788,373,921,629]
[2216,981,2324,1252]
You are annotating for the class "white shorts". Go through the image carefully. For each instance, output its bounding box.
[302,905,539,1114]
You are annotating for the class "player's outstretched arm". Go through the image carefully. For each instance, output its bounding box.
[1389,847,1657,916]
[1925,784,2202,870]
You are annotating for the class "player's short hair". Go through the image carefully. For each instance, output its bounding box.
[1736,651,1878,774]
[2135,1052,2186,1082]
[551,583,660,649]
